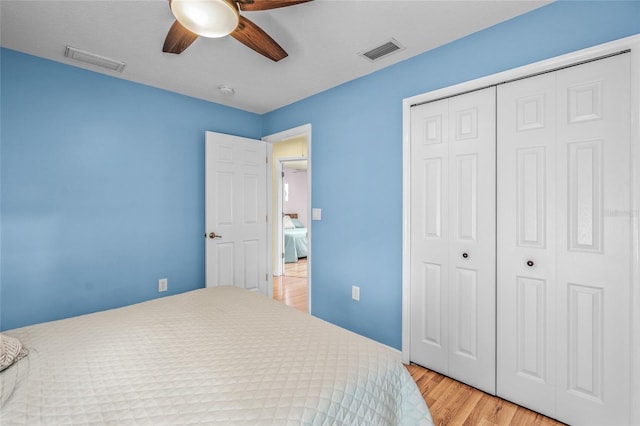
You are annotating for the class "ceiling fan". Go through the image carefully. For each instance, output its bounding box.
[163,0,312,62]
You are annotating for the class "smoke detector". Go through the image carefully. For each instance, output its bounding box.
[218,85,235,96]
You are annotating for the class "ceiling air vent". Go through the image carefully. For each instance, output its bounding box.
[360,38,405,62]
[64,46,126,72]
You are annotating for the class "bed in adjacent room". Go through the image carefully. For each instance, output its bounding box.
[0,286,433,425]
[284,213,308,263]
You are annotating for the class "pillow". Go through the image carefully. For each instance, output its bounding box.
[0,334,30,408]
[0,334,28,373]
[283,215,295,229]
[292,218,305,228]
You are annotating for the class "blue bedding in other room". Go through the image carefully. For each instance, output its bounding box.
[284,227,307,263]
[283,215,307,263]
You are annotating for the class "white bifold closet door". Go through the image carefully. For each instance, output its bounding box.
[410,87,496,394]
[497,53,631,425]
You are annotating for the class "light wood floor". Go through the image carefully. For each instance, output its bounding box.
[273,263,564,425]
[273,258,308,312]
[406,363,565,425]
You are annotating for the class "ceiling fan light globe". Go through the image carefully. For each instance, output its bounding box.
[170,0,239,38]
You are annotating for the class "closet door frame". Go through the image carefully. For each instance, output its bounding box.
[402,34,640,424]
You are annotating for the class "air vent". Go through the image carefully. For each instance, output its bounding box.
[360,39,405,62]
[64,46,126,72]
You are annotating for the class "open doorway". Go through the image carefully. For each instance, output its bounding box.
[275,159,308,312]
[263,125,311,313]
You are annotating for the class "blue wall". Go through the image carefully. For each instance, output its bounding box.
[2,1,639,346]
[262,1,640,349]
[0,49,261,330]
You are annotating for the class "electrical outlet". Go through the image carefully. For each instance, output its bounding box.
[158,278,168,292]
[352,285,360,301]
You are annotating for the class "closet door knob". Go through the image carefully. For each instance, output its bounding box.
[462,252,469,259]
[526,260,534,267]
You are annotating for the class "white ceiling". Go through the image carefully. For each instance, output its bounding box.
[0,0,550,114]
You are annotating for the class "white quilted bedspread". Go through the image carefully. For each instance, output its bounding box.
[1,286,433,425]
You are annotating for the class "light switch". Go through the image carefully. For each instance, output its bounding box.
[312,208,322,221]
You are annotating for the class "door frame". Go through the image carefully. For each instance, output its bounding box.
[262,124,312,312]
[401,34,640,423]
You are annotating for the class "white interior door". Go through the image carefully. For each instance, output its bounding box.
[497,53,631,425]
[205,131,268,293]
[410,87,496,394]
[410,96,449,374]
[446,89,496,394]
[496,71,558,416]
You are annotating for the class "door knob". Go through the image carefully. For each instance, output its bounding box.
[462,252,469,259]
[208,232,222,239]
[526,260,534,267]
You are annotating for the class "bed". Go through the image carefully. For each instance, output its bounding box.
[284,213,308,263]
[1,286,433,425]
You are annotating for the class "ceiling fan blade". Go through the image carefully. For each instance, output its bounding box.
[163,20,198,54]
[238,0,312,12]
[231,15,287,62]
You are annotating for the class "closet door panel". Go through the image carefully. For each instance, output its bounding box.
[410,99,450,372]
[498,53,631,425]
[497,72,557,417]
[515,276,547,379]
[410,88,496,395]
[447,88,496,394]
[516,147,546,248]
[555,53,630,426]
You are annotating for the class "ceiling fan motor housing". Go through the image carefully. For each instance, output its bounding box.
[169,0,240,38]
[163,0,313,61]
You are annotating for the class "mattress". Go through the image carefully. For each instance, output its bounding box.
[284,227,308,263]
[1,286,433,425]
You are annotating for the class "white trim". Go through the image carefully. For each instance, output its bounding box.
[401,95,412,364]
[629,36,640,426]
[379,342,402,363]
[262,124,312,144]
[404,35,638,108]
[275,158,282,277]
[265,143,273,295]
[275,159,284,277]
[402,35,640,424]
[263,124,313,314]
